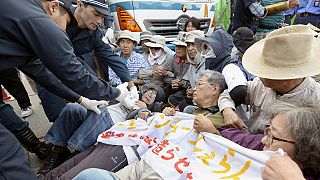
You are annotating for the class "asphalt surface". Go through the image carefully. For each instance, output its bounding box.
[5,73,52,174]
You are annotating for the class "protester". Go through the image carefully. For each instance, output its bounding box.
[197,29,233,73]
[73,91,320,180]
[139,31,153,59]
[39,84,165,177]
[219,25,320,133]
[108,30,150,86]
[138,35,175,88]
[231,27,256,80]
[261,154,305,180]
[159,32,190,102]
[41,70,225,179]
[167,30,205,109]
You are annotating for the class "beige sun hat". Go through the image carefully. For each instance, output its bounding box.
[144,35,166,49]
[243,24,320,80]
[171,31,187,46]
[140,31,152,41]
[185,30,205,43]
[116,30,139,45]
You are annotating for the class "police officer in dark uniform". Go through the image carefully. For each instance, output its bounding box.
[0,0,129,177]
[294,0,320,28]
[37,0,139,122]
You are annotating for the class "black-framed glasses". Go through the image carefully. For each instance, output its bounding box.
[264,127,295,147]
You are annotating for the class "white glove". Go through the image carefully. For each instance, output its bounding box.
[129,86,139,99]
[79,97,109,114]
[115,82,129,102]
[122,95,140,110]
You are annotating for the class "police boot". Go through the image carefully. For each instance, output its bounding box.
[15,128,51,160]
[37,145,71,176]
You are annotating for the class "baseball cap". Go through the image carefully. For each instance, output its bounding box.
[232,27,256,53]
[81,0,110,15]
[56,0,78,27]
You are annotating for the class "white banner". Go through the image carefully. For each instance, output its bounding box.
[97,113,273,179]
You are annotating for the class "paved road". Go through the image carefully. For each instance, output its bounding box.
[5,73,52,173]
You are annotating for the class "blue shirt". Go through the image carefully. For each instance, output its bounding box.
[109,51,150,85]
[297,0,320,14]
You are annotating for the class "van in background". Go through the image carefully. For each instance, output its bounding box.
[108,0,220,42]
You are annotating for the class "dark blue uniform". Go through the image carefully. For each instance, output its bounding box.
[294,0,320,27]
[36,6,132,122]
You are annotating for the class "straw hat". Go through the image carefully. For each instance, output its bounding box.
[140,31,152,41]
[116,30,139,45]
[243,25,320,80]
[144,35,166,49]
[171,31,187,46]
[185,30,205,43]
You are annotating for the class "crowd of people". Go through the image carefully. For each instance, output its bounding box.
[0,0,320,179]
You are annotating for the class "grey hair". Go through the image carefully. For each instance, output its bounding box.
[268,101,320,177]
[199,70,226,94]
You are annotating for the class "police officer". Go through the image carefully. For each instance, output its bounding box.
[0,0,129,170]
[37,0,139,122]
[294,0,320,28]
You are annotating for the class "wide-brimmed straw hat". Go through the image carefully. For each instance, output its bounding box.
[171,31,187,46]
[243,25,320,80]
[144,35,166,49]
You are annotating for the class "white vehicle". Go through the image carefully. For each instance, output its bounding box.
[108,0,220,42]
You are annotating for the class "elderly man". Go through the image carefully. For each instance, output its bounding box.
[154,32,190,101]
[109,30,150,86]
[74,89,320,180]
[58,70,227,180]
[164,70,227,128]
[168,30,205,108]
[219,25,320,133]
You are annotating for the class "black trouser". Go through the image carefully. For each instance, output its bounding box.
[0,69,31,109]
[0,123,37,180]
[43,143,128,180]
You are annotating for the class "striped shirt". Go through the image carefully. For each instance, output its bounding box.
[109,51,150,85]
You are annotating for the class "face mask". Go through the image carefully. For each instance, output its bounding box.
[202,49,216,59]
[200,43,216,59]
[150,49,164,59]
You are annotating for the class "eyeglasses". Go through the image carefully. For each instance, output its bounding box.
[264,127,295,147]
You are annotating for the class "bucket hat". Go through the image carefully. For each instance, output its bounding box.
[243,25,320,79]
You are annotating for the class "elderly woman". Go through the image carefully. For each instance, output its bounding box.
[73,101,320,180]
[195,101,320,179]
